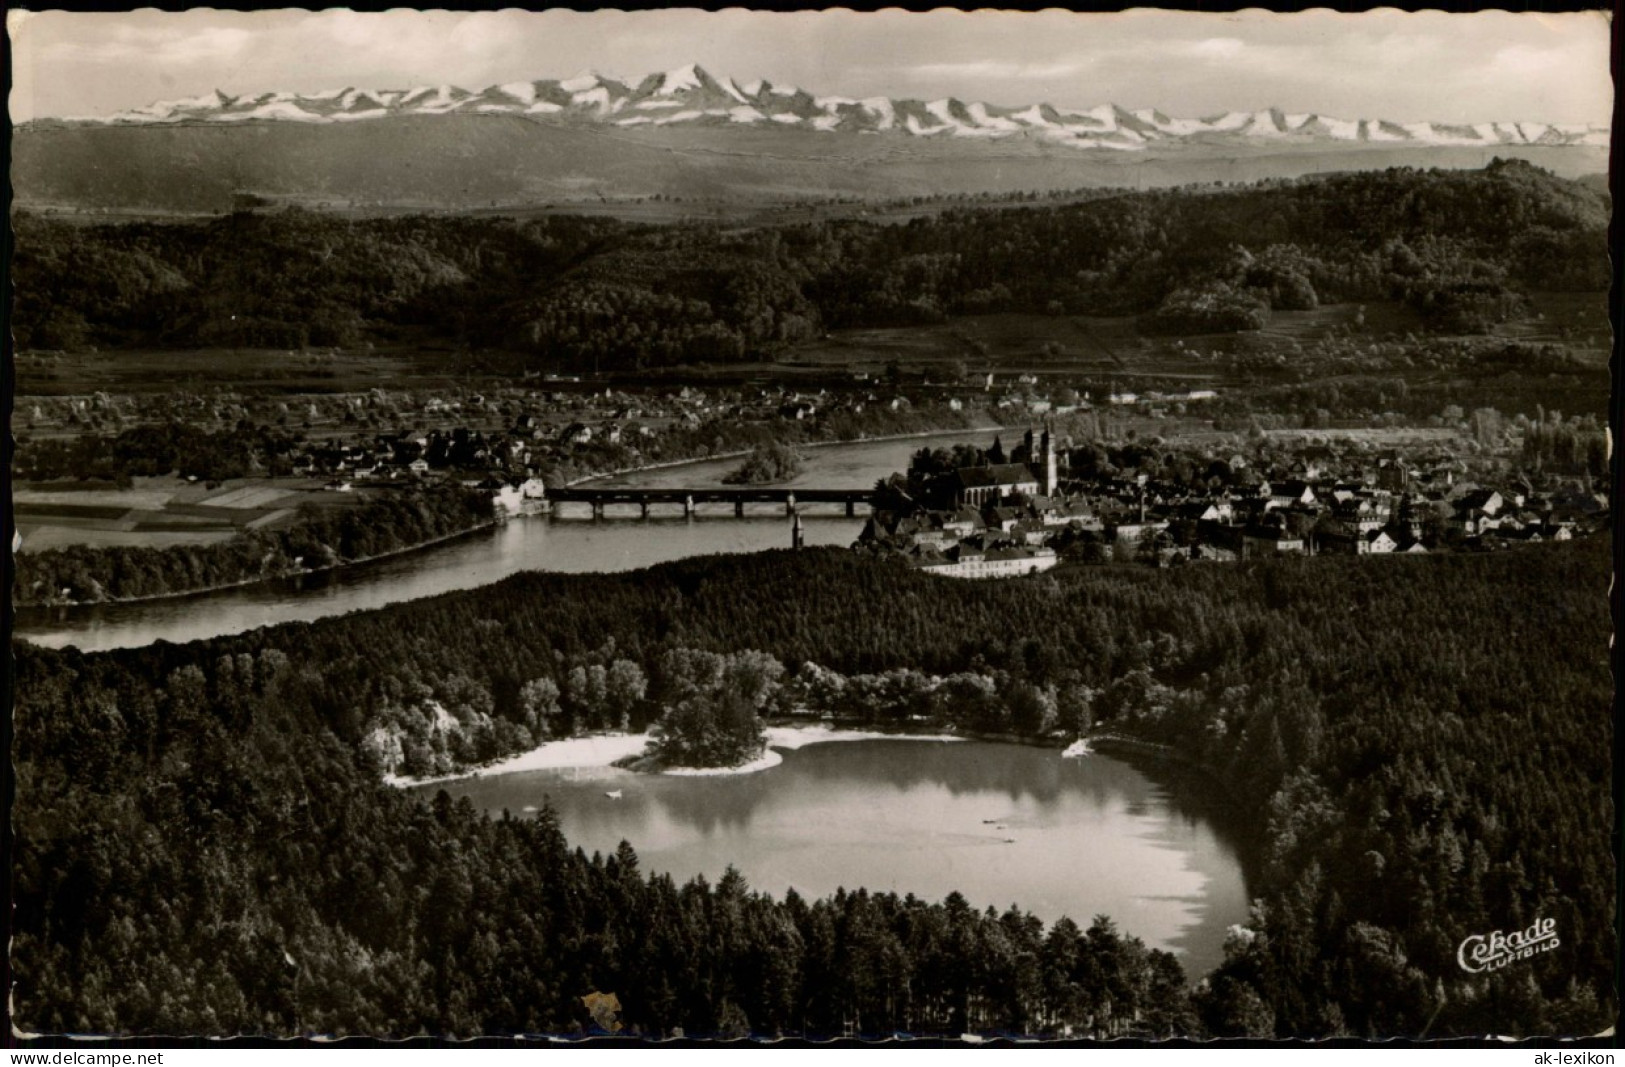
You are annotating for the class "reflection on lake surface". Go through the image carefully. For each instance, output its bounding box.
[426,739,1250,981]
[15,430,994,651]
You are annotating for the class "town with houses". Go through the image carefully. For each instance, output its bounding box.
[20,377,910,486]
[17,376,1608,577]
[16,372,1204,498]
[861,425,1608,578]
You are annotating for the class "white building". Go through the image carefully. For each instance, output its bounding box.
[918,546,1058,579]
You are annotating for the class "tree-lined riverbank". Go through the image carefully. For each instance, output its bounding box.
[14,427,1018,650]
[14,485,494,607]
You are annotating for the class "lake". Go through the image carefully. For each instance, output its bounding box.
[421,738,1251,982]
[13,422,1254,982]
[15,429,1007,651]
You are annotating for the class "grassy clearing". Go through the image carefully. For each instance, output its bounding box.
[1253,302,1423,343]
[1502,291,1613,358]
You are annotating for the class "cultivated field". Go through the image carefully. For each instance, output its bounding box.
[14,475,383,552]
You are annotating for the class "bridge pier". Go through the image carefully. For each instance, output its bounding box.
[592,500,604,520]
[845,500,855,518]
[639,501,649,520]
[735,500,745,517]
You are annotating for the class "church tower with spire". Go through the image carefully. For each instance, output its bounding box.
[1040,425,1058,496]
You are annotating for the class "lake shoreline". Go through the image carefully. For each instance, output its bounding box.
[388,723,969,788]
[421,726,1252,980]
[1088,732,1262,851]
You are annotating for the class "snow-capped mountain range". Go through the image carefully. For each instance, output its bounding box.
[56,64,1607,150]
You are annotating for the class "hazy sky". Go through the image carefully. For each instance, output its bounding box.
[8,8,1614,125]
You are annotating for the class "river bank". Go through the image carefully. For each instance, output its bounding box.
[18,518,499,610]
[24,422,1020,613]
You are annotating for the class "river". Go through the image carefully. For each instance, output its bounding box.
[15,427,1254,982]
[420,738,1251,981]
[14,430,1001,652]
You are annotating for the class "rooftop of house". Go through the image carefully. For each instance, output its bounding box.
[954,463,1038,490]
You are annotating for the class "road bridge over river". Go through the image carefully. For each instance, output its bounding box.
[546,486,877,519]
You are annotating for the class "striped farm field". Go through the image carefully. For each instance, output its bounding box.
[201,485,299,509]
[12,474,388,552]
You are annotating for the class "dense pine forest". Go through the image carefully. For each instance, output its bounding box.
[11,539,1613,1037]
[13,160,1607,370]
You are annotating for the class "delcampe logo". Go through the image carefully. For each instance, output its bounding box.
[1456,917,1560,973]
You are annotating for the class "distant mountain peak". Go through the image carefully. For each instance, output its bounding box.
[558,71,602,93]
[655,63,707,94]
[51,66,1610,152]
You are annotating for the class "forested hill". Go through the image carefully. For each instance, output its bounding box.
[12,539,1613,1037]
[13,160,1607,366]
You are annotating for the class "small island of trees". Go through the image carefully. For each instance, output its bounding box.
[632,648,782,770]
[723,442,803,485]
